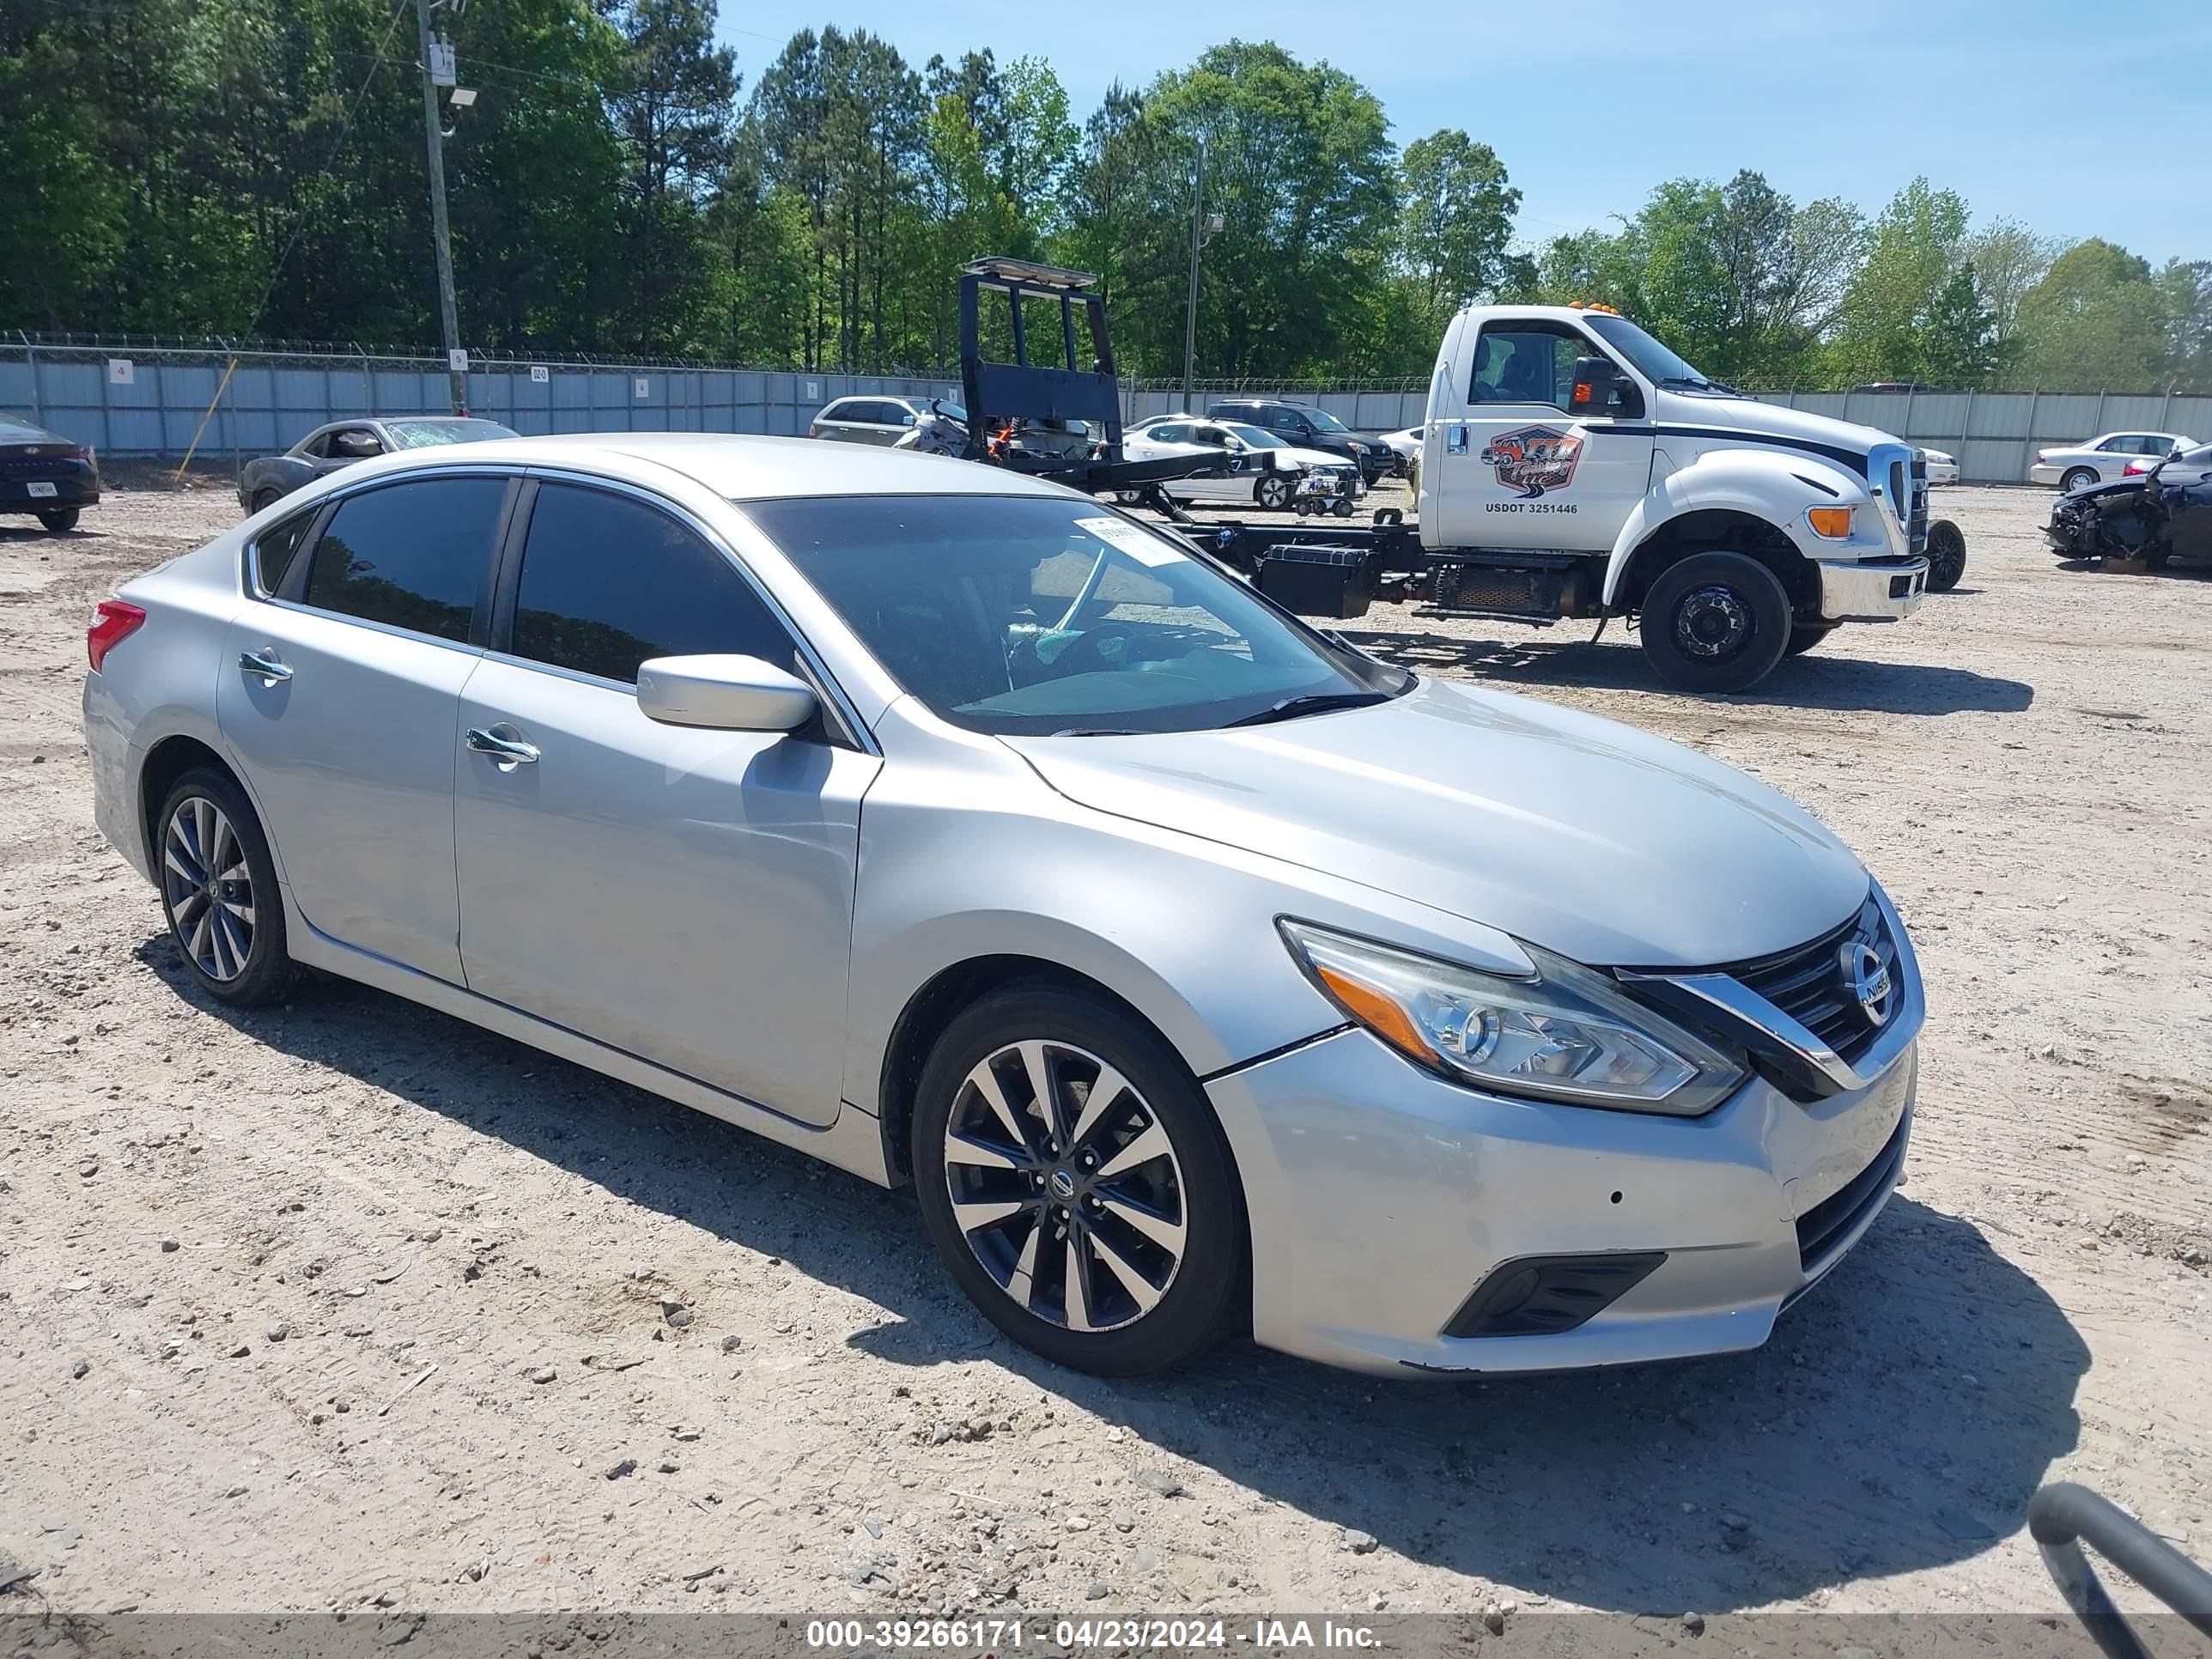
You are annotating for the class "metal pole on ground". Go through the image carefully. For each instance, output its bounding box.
[1182,134,1206,415]
[413,0,467,416]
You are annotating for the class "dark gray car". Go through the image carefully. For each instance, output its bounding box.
[237,416,516,514]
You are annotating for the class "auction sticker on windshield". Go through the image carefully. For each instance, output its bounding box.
[1075,515,1184,568]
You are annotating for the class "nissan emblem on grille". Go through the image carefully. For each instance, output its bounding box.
[1841,941,1893,1027]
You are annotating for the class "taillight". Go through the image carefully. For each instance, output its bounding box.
[2123,462,2147,476]
[807,422,821,439]
[88,600,145,672]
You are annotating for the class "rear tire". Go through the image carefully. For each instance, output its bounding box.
[1925,520,1967,591]
[1784,624,1835,657]
[36,507,79,532]
[2061,466,2097,493]
[1638,551,1793,694]
[911,986,1242,1376]
[154,767,295,1007]
[251,488,281,514]
[1255,474,1291,511]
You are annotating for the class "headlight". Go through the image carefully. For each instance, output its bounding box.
[1279,921,1746,1115]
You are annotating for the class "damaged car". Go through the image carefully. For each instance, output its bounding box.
[2045,442,2212,570]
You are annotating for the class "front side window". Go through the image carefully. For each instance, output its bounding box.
[746,494,1407,737]
[507,483,795,684]
[1471,327,1592,408]
[302,476,506,642]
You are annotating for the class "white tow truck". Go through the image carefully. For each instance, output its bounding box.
[1178,302,1966,693]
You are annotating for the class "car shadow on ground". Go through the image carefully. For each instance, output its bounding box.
[1346,625,2035,715]
[143,939,2087,1615]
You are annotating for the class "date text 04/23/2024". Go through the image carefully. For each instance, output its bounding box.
[804,1619,1383,1650]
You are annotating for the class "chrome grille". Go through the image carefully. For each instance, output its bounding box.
[1717,896,1896,1067]
[1908,456,1929,556]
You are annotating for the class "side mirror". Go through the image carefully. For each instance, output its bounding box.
[1570,356,1644,421]
[902,412,917,426]
[635,654,816,732]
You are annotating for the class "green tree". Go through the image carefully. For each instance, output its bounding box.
[1397,130,1521,327]
[2155,258,2212,392]
[1826,179,1979,385]
[2013,238,2168,389]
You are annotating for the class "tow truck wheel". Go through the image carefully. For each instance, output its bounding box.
[1255,475,1291,511]
[1115,489,1144,506]
[1784,624,1834,657]
[1925,520,1967,592]
[1639,551,1792,694]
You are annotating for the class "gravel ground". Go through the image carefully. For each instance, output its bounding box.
[1,478,2208,1632]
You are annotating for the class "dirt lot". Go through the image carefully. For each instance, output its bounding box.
[1,479,2208,1633]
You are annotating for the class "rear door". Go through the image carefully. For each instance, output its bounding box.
[218,471,514,981]
[1425,319,1653,552]
[453,477,878,1124]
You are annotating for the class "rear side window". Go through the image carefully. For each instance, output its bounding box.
[507,483,795,684]
[303,477,506,642]
[252,510,316,596]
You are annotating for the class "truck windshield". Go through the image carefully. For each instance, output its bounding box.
[1583,314,1732,394]
[744,494,1407,737]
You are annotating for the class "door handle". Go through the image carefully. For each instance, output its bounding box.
[239,649,292,684]
[465,726,539,766]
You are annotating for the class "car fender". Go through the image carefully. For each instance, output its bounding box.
[1603,447,1876,608]
[842,703,1528,1129]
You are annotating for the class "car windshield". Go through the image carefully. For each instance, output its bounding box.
[1583,313,1730,392]
[383,418,518,448]
[1222,423,1287,449]
[928,401,969,423]
[1300,408,1350,434]
[744,494,1407,737]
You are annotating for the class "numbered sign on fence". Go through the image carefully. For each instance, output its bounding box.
[635,378,649,398]
[447,349,469,374]
[106,358,135,386]
[530,365,550,384]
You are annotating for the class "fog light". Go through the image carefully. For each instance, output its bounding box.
[1443,1251,1667,1339]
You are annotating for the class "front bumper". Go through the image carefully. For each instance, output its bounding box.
[1208,928,1922,1376]
[1817,556,1927,623]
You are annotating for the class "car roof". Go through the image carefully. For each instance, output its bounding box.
[338,431,1077,501]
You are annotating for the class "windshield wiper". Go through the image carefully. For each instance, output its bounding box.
[1225,691,1389,728]
[1048,726,1143,738]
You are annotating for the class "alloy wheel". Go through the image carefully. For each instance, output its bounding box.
[162,796,255,981]
[940,1040,1188,1333]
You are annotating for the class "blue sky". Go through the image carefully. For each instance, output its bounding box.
[717,0,2212,265]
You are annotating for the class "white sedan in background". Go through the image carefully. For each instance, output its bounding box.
[2030,433,2197,492]
[1120,417,1362,511]
[1919,447,1960,487]
[1379,427,1424,466]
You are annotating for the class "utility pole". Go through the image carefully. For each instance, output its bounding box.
[1182,133,1206,415]
[413,0,466,415]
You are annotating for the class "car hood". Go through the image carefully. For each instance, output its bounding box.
[1651,390,1897,457]
[1003,678,1870,969]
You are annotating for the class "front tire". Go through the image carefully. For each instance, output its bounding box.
[37,507,79,532]
[155,768,295,1006]
[1639,550,1793,694]
[1255,474,1291,511]
[1784,623,1834,657]
[1925,520,1966,591]
[911,987,1242,1376]
[2061,466,2097,493]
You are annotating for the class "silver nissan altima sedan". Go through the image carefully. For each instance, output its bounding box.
[82,434,1921,1377]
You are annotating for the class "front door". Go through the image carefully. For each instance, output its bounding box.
[453,479,878,1125]
[1424,320,1653,551]
[218,472,513,981]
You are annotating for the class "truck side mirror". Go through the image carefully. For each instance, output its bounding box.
[1571,356,1643,421]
